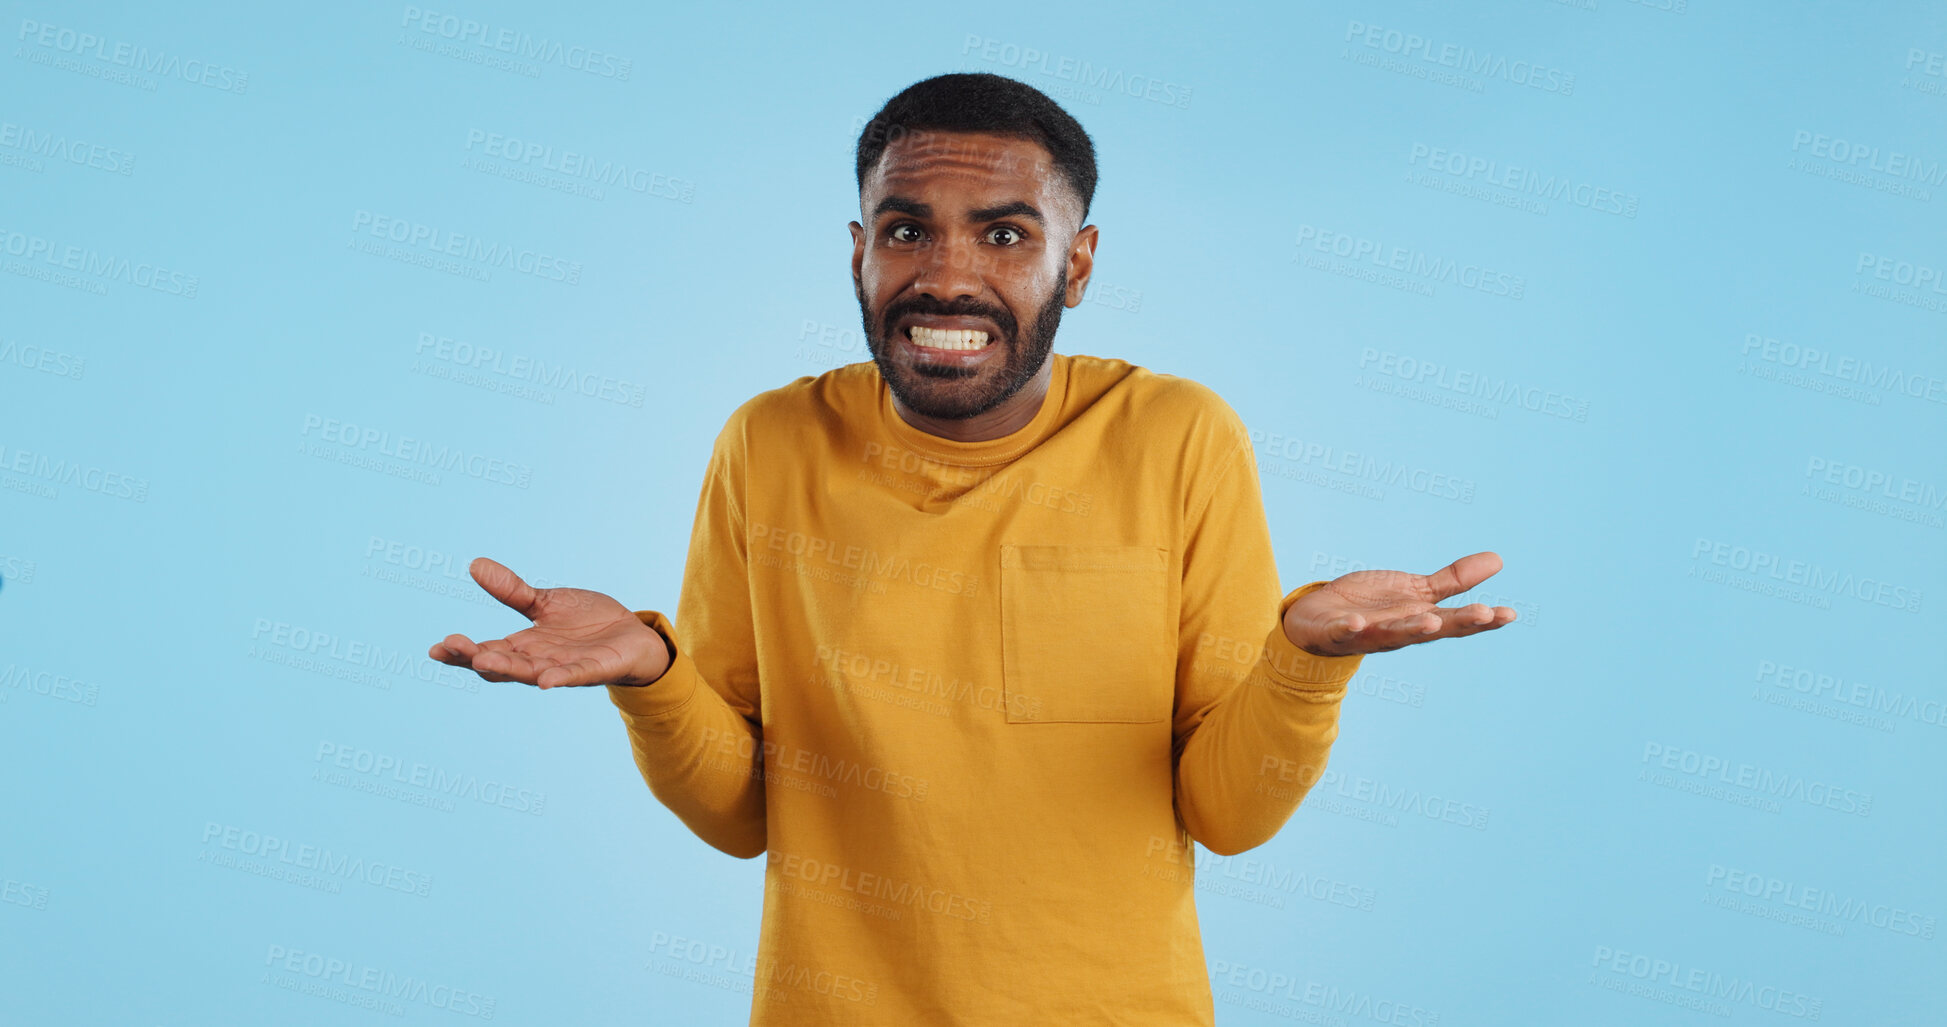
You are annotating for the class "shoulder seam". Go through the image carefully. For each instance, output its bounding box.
[1184,437,1252,530]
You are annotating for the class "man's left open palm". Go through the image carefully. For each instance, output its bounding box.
[1283,551,1517,657]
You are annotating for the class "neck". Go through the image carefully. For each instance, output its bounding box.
[890,358,1055,443]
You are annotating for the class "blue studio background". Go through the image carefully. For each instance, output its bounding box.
[4,1,1944,1024]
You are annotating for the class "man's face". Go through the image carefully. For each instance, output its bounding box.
[850,131,1097,421]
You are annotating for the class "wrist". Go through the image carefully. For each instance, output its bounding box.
[1280,581,1345,658]
[1277,584,1323,654]
[1281,617,1339,658]
[614,611,675,687]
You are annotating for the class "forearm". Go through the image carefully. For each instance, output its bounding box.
[607,611,767,858]
[1175,586,1362,856]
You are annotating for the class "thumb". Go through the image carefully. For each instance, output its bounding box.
[470,557,543,619]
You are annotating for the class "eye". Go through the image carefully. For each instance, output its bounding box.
[888,223,925,244]
[986,226,1024,246]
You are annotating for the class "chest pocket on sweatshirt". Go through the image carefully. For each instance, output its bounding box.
[998,544,1175,724]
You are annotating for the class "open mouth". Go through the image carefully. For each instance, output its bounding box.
[905,325,994,352]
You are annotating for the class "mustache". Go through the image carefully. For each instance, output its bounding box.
[880,296,1015,341]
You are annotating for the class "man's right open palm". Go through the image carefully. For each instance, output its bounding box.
[427,557,671,689]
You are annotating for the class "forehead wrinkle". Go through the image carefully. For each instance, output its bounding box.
[883,145,1018,167]
[865,141,1077,227]
[873,164,1058,209]
[877,157,1043,189]
[877,136,1051,177]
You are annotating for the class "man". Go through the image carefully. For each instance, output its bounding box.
[430,73,1514,1025]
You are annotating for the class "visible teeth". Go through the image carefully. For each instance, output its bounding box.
[908,325,992,351]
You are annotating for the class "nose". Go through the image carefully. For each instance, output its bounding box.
[912,232,986,303]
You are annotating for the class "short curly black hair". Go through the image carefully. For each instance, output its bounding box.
[854,72,1098,222]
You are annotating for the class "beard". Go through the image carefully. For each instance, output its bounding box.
[856,273,1066,421]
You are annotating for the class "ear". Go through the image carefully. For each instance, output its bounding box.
[1063,224,1099,308]
[848,221,866,292]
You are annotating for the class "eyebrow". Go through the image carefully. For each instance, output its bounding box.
[872,197,1046,227]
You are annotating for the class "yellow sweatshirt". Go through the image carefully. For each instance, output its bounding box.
[607,352,1363,1025]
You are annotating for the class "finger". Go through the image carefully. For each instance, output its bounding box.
[1370,611,1442,636]
[1372,604,1517,649]
[470,556,545,619]
[1425,602,1514,636]
[1434,602,1496,627]
[472,645,549,686]
[1319,606,1436,643]
[537,656,611,689]
[1313,610,1369,646]
[1421,551,1503,603]
[464,638,536,684]
[1455,605,1518,633]
[1307,611,1423,654]
[429,634,479,665]
[1334,610,1457,653]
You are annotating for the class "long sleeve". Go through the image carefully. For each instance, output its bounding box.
[604,422,767,859]
[1171,439,1364,856]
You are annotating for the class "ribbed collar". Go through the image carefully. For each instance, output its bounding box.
[875,353,1071,468]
